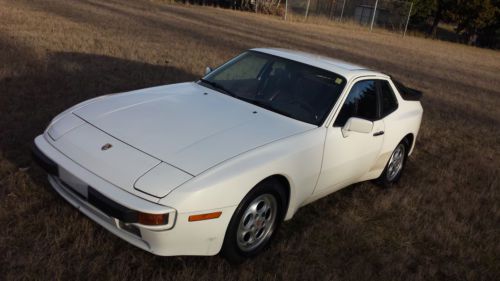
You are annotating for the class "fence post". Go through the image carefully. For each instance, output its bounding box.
[339,0,346,22]
[305,0,311,20]
[285,0,288,20]
[403,1,413,37]
[370,0,379,31]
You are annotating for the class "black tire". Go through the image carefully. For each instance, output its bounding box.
[221,179,286,264]
[375,138,410,186]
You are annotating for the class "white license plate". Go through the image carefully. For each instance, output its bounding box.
[58,167,88,198]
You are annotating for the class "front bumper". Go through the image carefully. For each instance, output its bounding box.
[33,135,236,256]
[48,174,151,250]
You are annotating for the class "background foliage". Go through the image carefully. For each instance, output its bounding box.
[410,0,500,47]
[182,0,500,48]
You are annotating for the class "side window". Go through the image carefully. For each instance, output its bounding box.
[379,80,398,117]
[334,80,378,127]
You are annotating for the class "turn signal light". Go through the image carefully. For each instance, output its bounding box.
[137,212,169,225]
[188,211,222,222]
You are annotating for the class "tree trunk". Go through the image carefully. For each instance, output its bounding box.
[428,4,443,38]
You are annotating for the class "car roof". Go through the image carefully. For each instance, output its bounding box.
[251,48,388,80]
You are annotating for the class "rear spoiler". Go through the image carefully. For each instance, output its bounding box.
[392,79,423,101]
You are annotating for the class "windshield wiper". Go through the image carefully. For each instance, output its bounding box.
[199,79,292,118]
[199,78,236,97]
[237,96,293,118]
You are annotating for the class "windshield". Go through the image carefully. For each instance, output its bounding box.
[199,51,347,126]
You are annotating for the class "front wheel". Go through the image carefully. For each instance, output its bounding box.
[221,180,285,263]
[376,139,409,186]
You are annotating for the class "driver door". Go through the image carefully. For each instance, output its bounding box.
[314,79,385,195]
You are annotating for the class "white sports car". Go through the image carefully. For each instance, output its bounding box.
[33,48,423,262]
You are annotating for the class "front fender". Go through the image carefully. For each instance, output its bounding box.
[159,127,326,220]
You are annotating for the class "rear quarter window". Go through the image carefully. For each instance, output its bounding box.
[380,80,398,117]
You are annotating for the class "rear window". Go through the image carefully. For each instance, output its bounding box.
[393,79,423,101]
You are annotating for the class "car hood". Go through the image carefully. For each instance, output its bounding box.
[74,82,315,176]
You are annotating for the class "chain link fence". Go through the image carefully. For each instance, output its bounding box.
[179,0,413,35]
[283,0,413,35]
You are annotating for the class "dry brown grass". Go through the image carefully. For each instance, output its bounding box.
[0,0,499,280]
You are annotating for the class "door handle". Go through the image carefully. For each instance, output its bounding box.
[373,131,384,136]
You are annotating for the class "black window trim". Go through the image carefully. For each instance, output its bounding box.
[375,80,383,120]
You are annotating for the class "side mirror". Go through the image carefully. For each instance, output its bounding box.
[204,66,212,76]
[341,117,373,138]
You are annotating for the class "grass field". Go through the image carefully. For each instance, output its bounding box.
[1,0,499,280]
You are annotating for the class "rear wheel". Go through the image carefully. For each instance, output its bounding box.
[221,180,285,263]
[376,139,409,186]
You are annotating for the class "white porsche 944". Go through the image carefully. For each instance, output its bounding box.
[33,48,423,262]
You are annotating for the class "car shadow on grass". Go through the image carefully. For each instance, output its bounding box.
[0,37,426,278]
